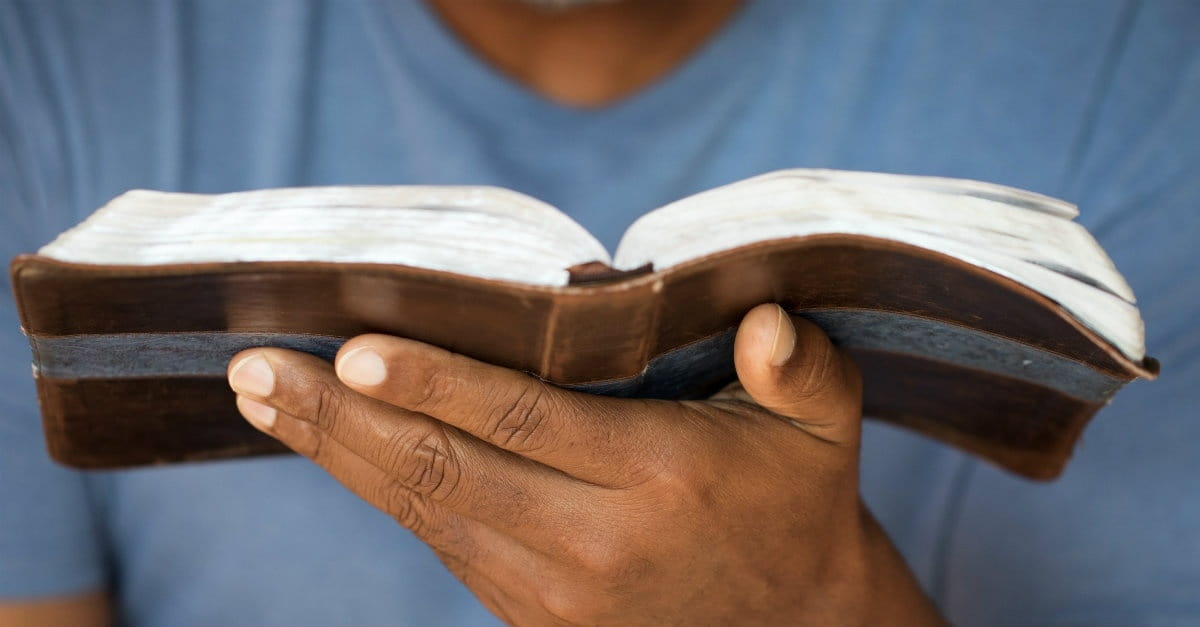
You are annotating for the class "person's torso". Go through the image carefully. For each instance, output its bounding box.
[4,1,1198,625]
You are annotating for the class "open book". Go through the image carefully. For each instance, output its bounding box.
[10,169,1158,478]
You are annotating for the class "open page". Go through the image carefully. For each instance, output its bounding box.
[38,186,611,287]
[615,170,1144,360]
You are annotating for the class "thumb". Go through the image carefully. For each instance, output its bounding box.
[733,303,863,445]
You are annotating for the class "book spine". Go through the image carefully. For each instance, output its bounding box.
[540,279,662,384]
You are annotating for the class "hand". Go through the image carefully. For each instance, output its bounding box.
[227,304,945,626]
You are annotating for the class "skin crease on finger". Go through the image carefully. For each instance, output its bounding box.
[228,304,946,625]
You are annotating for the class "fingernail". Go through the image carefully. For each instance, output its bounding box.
[229,354,275,397]
[236,395,277,430]
[337,346,387,387]
[769,304,796,367]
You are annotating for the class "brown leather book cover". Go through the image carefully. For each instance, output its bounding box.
[11,234,1158,479]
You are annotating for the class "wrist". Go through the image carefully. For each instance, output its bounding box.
[791,496,946,626]
[850,504,948,627]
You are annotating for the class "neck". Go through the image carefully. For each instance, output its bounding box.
[427,0,746,108]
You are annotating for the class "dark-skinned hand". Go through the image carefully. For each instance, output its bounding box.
[228,303,945,626]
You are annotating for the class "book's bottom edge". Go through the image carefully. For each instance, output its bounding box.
[36,343,1101,479]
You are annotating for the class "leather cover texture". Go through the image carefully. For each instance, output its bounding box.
[11,234,1158,479]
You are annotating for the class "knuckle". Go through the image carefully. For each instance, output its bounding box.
[412,364,461,414]
[379,481,424,532]
[539,584,612,627]
[613,453,670,491]
[307,377,348,431]
[377,423,420,472]
[426,518,479,568]
[649,458,722,513]
[433,539,478,583]
[545,532,651,623]
[484,385,553,452]
[395,427,463,503]
[570,535,628,580]
[288,418,328,462]
[647,459,689,496]
[645,452,693,491]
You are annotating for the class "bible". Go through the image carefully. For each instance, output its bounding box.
[9,169,1158,479]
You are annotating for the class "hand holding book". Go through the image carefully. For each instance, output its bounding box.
[225,304,946,626]
[9,169,1158,477]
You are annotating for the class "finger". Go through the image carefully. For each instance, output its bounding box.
[236,400,548,623]
[732,303,863,445]
[228,349,593,542]
[238,393,453,538]
[329,334,667,486]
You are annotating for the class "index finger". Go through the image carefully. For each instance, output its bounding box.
[331,334,668,486]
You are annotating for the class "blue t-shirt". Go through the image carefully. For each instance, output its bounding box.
[2,1,1198,625]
